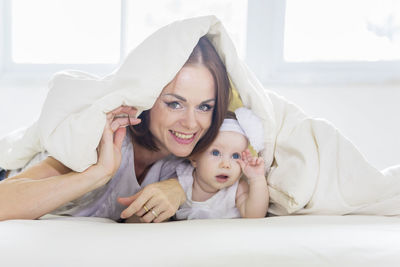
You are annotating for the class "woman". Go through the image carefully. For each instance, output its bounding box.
[0,36,231,223]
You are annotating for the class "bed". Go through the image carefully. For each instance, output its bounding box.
[1,214,399,266]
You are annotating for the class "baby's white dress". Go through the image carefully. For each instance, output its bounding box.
[175,162,241,220]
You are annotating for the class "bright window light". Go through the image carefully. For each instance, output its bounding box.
[284,0,400,62]
[125,0,248,59]
[12,0,121,64]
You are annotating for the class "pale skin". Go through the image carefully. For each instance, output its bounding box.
[236,149,269,218]
[189,131,269,218]
[0,64,216,223]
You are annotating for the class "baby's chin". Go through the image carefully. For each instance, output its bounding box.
[213,178,240,189]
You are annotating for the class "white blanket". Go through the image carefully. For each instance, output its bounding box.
[1,15,399,215]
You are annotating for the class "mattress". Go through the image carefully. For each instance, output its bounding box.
[1,215,399,266]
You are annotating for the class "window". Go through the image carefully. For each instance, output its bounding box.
[284,0,400,62]
[12,0,121,64]
[1,0,247,77]
[2,0,123,75]
[247,0,400,84]
[3,0,397,84]
[124,0,248,59]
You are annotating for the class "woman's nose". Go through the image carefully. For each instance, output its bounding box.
[181,109,197,130]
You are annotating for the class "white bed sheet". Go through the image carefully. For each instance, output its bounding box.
[1,215,399,267]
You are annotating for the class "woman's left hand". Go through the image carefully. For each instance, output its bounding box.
[117,179,186,223]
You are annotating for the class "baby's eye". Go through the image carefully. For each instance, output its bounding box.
[166,101,182,109]
[198,104,213,112]
[232,153,241,160]
[211,149,220,157]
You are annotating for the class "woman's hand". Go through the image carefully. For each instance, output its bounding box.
[94,106,141,180]
[117,179,186,223]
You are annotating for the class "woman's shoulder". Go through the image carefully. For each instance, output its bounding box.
[174,159,193,177]
[159,156,187,174]
[147,155,187,181]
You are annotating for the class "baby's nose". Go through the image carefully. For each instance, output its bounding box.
[219,158,231,169]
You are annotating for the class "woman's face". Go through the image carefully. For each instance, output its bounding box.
[149,65,216,157]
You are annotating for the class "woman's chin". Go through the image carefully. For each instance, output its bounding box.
[167,142,195,157]
[166,135,199,157]
[171,148,193,157]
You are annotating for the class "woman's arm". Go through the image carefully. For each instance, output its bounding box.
[0,158,110,220]
[0,105,140,221]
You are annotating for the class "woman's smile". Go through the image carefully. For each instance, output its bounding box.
[169,130,197,144]
[149,64,216,157]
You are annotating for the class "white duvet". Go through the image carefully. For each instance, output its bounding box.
[1,16,399,216]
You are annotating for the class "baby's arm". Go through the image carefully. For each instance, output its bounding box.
[235,149,269,218]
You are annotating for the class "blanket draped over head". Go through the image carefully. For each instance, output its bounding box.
[1,16,400,216]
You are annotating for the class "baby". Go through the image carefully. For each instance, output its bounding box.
[175,108,269,220]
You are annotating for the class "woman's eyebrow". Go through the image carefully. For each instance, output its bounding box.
[162,93,215,103]
[163,93,187,101]
[201,98,216,104]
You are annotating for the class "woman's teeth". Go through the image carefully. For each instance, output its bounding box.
[172,131,194,139]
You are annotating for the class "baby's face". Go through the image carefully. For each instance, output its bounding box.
[191,131,248,191]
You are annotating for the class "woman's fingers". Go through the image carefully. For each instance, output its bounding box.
[141,205,168,223]
[117,192,140,206]
[94,106,139,181]
[106,105,141,131]
[120,189,151,219]
[134,196,169,223]
[111,117,141,131]
[153,210,170,223]
[139,199,164,223]
[134,196,157,217]
[119,180,183,223]
[107,105,138,118]
[114,127,127,150]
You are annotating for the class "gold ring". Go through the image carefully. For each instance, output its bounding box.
[143,205,149,213]
[151,209,158,218]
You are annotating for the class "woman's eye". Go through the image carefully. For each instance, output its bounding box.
[198,104,213,112]
[211,149,220,156]
[232,153,241,160]
[166,101,181,109]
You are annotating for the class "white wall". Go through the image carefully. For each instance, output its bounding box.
[0,80,48,138]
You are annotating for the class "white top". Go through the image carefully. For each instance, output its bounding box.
[175,162,241,220]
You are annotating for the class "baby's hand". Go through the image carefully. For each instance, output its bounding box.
[237,149,265,181]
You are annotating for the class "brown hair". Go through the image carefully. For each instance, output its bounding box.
[128,36,231,156]
[224,110,237,120]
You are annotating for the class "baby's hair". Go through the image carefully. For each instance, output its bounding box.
[225,110,237,120]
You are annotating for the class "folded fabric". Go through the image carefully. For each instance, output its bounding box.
[1,15,399,215]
